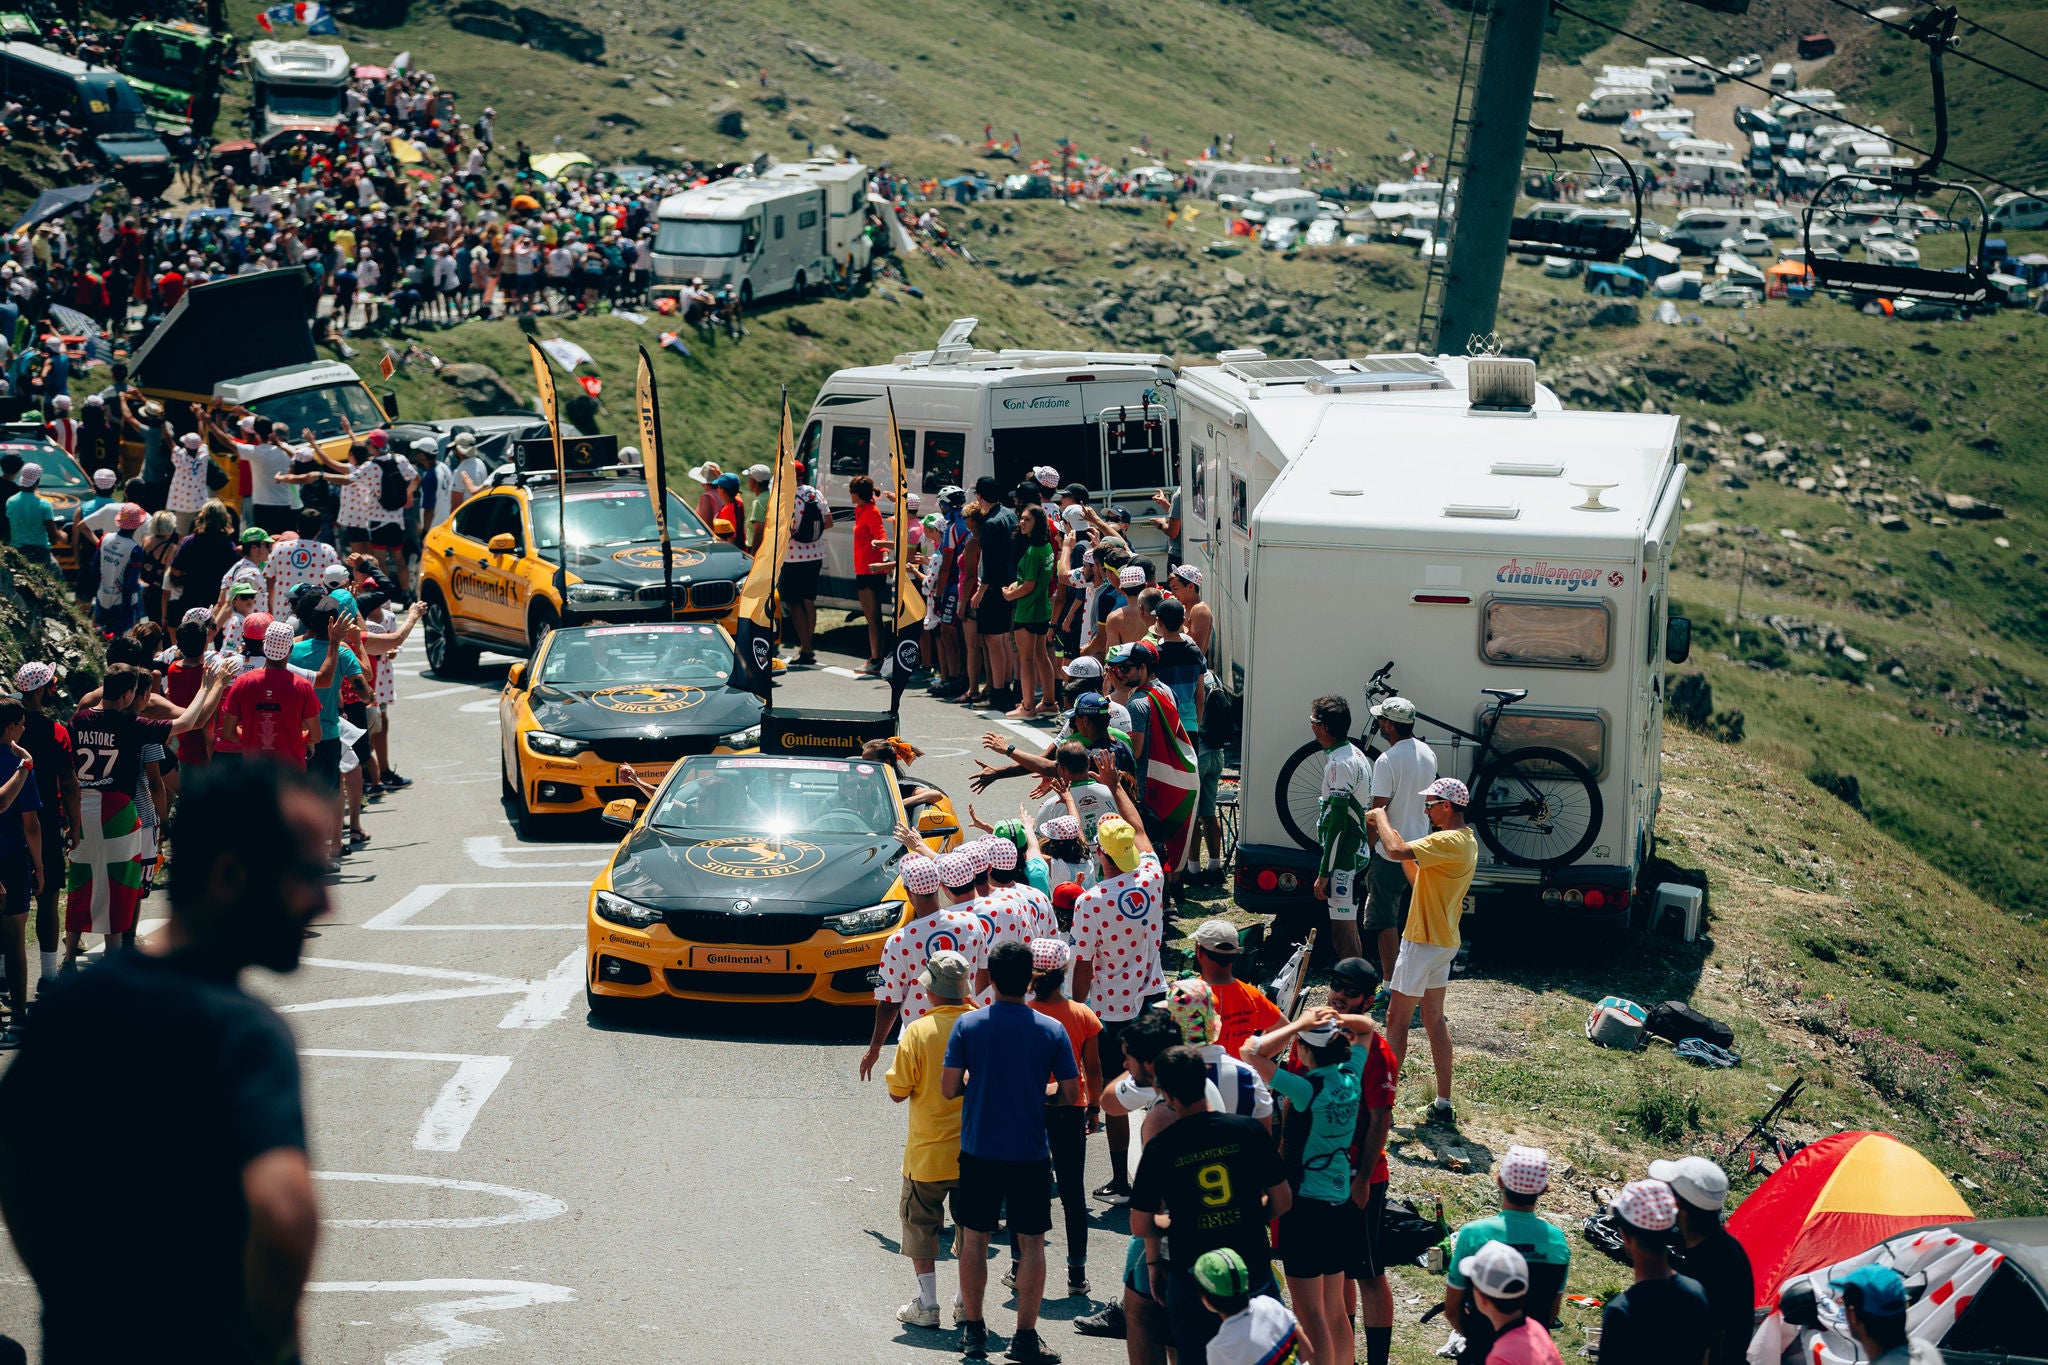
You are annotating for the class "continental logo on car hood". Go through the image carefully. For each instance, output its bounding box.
[589,684,705,714]
[611,545,708,570]
[684,837,826,879]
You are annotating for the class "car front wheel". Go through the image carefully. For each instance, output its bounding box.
[423,592,478,677]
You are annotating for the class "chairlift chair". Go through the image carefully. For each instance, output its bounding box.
[1510,129,1643,262]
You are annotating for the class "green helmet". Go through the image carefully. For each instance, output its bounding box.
[1191,1247,1252,1298]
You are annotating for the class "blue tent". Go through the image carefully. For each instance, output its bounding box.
[10,181,105,234]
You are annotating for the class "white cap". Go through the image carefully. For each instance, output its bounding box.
[1458,1241,1531,1301]
[1370,696,1418,724]
[1648,1156,1731,1213]
[322,564,350,586]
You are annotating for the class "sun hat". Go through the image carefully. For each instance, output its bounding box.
[1831,1263,1909,1317]
[1190,919,1240,956]
[1030,937,1071,972]
[1458,1241,1532,1301]
[262,619,296,662]
[1500,1145,1552,1197]
[1421,776,1471,807]
[1162,977,1219,1045]
[1039,815,1081,842]
[1648,1155,1731,1212]
[12,661,53,692]
[898,854,941,896]
[1095,816,1139,873]
[1611,1179,1679,1234]
[936,849,978,891]
[1191,1248,1252,1299]
[15,463,38,487]
[1370,696,1418,723]
[919,949,972,998]
[116,503,146,530]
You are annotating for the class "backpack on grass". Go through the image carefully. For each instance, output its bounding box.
[1586,996,1648,1051]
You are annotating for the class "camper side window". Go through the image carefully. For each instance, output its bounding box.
[774,215,785,240]
[1490,708,1607,779]
[1229,473,1249,532]
[829,426,871,477]
[799,210,818,229]
[797,421,822,472]
[921,431,965,494]
[1480,597,1612,668]
[1190,442,1207,518]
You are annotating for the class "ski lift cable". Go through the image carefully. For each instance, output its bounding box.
[1906,0,2048,71]
[1820,0,2048,100]
[1549,0,2040,201]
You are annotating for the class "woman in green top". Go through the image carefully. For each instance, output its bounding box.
[1002,503,1058,719]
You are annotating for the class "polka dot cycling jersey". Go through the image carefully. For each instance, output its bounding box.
[874,910,989,1028]
[1070,853,1165,1021]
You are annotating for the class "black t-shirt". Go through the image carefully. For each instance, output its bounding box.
[70,708,174,795]
[1598,1273,1712,1365]
[0,949,305,1361]
[977,506,1017,588]
[1128,1110,1285,1273]
[171,530,237,617]
[18,708,71,832]
[1675,1228,1756,1365]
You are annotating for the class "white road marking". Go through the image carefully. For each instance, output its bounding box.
[313,1172,569,1229]
[462,834,612,869]
[497,949,584,1029]
[400,685,474,702]
[302,1050,513,1152]
[362,881,586,932]
[993,717,1054,747]
[821,664,862,678]
[281,984,528,1015]
[304,1278,575,1364]
[300,957,528,987]
[457,698,498,714]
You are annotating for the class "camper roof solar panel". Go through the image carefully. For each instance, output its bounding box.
[1220,357,1342,384]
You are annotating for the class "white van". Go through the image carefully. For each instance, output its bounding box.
[1579,88,1649,121]
[1989,189,2048,230]
[651,175,841,307]
[1769,61,1797,92]
[1212,357,1687,922]
[1190,161,1304,198]
[1670,156,1749,194]
[1663,137,1736,161]
[1666,206,1764,251]
[1646,56,1720,92]
[799,318,1176,607]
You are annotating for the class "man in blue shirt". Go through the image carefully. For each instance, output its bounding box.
[943,939,1078,1362]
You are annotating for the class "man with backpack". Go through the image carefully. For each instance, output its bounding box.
[779,462,832,667]
[320,436,417,602]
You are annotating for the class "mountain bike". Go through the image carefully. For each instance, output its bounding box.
[1273,661,1603,869]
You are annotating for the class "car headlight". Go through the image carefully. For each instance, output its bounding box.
[565,583,632,603]
[594,890,663,929]
[823,902,904,937]
[718,725,761,749]
[526,730,589,757]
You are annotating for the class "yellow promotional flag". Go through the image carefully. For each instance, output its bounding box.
[525,338,567,583]
[730,396,796,696]
[886,393,925,632]
[634,346,673,605]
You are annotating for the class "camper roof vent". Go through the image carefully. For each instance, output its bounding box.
[1444,502,1522,520]
[923,317,982,367]
[1305,357,1449,395]
[1467,357,1537,412]
[1220,357,1341,385]
[1216,347,1268,363]
[1491,460,1565,478]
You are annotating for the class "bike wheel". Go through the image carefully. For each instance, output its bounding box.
[1471,746,1603,868]
[1273,738,1380,852]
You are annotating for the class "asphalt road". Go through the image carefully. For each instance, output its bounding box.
[0,626,1139,1363]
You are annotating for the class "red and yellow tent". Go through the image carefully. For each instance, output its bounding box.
[1729,1130,1974,1308]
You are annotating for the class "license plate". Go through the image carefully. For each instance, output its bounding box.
[687,947,790,972]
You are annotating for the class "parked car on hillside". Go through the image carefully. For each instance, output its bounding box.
[1303,217,1341,247]
[1723,53,1763,77]
[1701,281,1762,307]
[1541,255,1583,277]
[1721,230,1774,257]
[1866,235,1921,266]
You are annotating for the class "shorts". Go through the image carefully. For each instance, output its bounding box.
[854,572,887,596]
[1390,938,1458,996]
[1123,1235,1148,1294]
[1326,866,1360,923]
[898,1176,959,1260]
[953,1152,1052,1237]
[249,503,296,535]
[1197,746,1223,820]
[1363,855,1411,933]
[1348,1180,1389,1281]
[366,704,388,736]
[364,520,406,548]
[1279,1196,1358,1279]
[1097,1001,1162,1074]
[311,737,342,792]
[936,587,959,626]
[780,559,822,604]
[0,849,32,917]
[974,595,1013,636]
[338,525,369,545]
[1016,619,1049,635]
[343,701,372,766]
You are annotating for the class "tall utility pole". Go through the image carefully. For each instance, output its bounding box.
[1433,0,1550,355]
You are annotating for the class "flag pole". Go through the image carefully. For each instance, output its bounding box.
[525,339,568,601]
[887,387,903,643]
[634,347,674,618]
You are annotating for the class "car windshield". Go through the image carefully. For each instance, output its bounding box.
[249,382,386,440]
[532,486,711,555]
[0,441,87,492]
[121,29,205,87]
[648,756,900,838]
[80,77,153,136]
[654,219,743,256]
[265,85,347,118]
[539,624,733,687]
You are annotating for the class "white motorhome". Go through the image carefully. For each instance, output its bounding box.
[1665,206,1766,252]
[247,39,348,141]
[1247,187,1324,222]
[1662,137,1737,162]
[799,318,1176,607]
[760,156,877,278]
[1646,56,1720,92]
[1190,161,1304,198]
[1579,88,1655,121]
[1670,155,1749,193]
[1180,354,1686,921]
[1598,66,1676,99]
[651,173,846,306]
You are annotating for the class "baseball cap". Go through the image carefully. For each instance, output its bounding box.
[1648,1156,1731,1213]
[12,661,54,692]
[1061,505,1088,531]
[936,849,978,891]
[1108,640,1157,669]
[240,526,273,545]
[242,611,275,641]
[1040,815,1081,842]
[179,431,204,449]
[1069,691,1110,718]
[91,468,116,489]
[411,436,438,455]
[365,429,388,450]
[1421,777,1471,807]
[1370,696,1417,723]
[1170,563,1202,586]
[1192,1248,1252,1299]
[715,472,740,490]
[1096,816,1139,873]
[1611,1179,1679,1234]
[1062,656,1103,680]
[1831,1264,1909,1317]
[965,839,997,873]
[15,463,38,487]
[1060,482,1090,502]
[1117,564,1145,589]
[1297,1019,1343,1047]
[983,836,1018,871]
[227,581,259,600]
[322,564,350,586]
[1162,977,1219,1045]
[898,854,941,896]
[1030,937,1071,972]
[919,949,972,998]
[745,463,771,481]
[1031,465,1061,488]
[1500,1145,1551,1197]
[1458,1241,1532,1301]
[1051,881,1083,913]
[1329,956,1380,994]
[262,619,296,662]
[1190,919,1240,956]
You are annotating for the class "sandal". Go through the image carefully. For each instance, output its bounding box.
[348,830,372,845]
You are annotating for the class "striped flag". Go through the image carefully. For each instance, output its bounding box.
[1138,679,1199,873]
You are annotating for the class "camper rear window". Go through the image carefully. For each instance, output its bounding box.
[829,425,870,476]
[1480,597,1612,668]
[1490,708,1607,778]
[921,431,965,494]
[992,425,1101,494]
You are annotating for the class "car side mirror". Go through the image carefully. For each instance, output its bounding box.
[488,533,517,554]
[1665,615,1692,665]
[601,798,639,829]
[506,661,525,688]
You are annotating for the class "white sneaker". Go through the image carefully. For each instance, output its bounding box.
[1001,1267,1017,1290]
[897,1300,941,1330]
[953,1290,966,1325]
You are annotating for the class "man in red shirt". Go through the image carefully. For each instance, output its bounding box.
[218,622,321,771]
[1332,956,1400,1365]
[1189,918,1283,1059]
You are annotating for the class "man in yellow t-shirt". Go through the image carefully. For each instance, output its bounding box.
[884,950,974,1332]
[1369,777,1479,1123]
